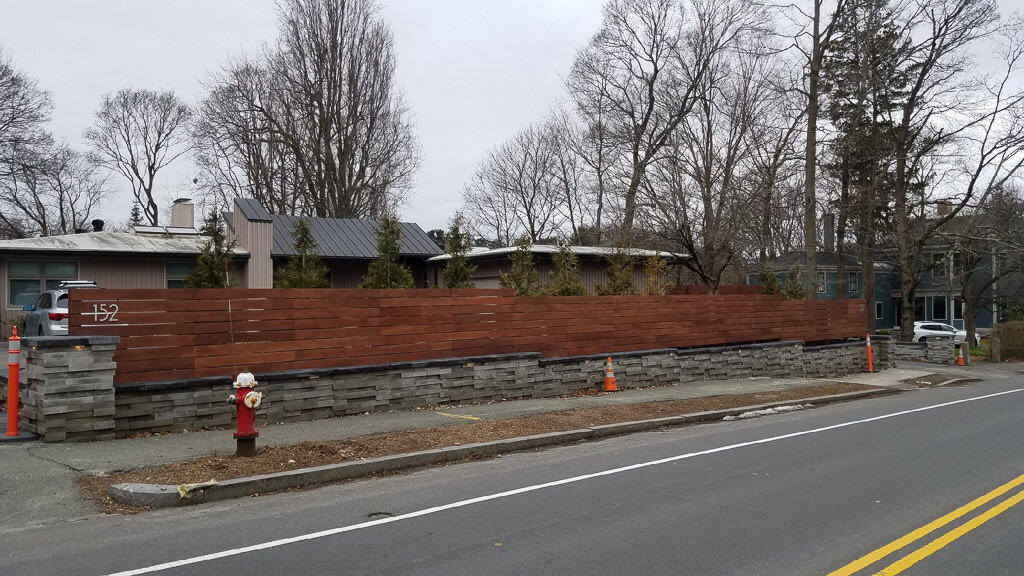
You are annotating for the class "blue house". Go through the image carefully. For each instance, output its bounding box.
[749,248,1008,333]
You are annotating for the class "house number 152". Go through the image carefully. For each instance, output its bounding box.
[89,303,119,323]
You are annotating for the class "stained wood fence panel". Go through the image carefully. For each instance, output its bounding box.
[68,288,866,385]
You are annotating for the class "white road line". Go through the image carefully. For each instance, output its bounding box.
[105,388,1024,576]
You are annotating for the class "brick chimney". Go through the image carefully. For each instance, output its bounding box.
[171,198,195,228]
[823,213,835,252]
[937,200,952,216]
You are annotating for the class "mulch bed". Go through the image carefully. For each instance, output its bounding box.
[77,381,876,514]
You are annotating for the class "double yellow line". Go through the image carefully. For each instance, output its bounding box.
[830,472,1024,575]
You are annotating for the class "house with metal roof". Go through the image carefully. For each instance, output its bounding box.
[426,244,679,294]
[228,198,442,288]
[0,198,442,334]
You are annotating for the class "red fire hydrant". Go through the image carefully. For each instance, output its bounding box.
[227,371,263,457]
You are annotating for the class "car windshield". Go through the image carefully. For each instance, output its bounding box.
[56,294,68,308]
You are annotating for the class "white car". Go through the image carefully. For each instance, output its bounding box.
[913,322,981,346]
[22,280,97,336]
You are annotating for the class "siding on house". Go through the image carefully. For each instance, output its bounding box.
[329,261,370,288]
[79,258,167,289]
[233,210,273,288]
[430,256,653,294]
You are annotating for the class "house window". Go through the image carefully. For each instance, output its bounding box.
[953,298,963,320]
[932,297,947,320]
[7,261,77,307]
[848,272,858,293]
[817,271,826,294]
[875,301,884,320]
[932,254,946,277]
[914,296,926,320]
[165,262,194,289]
[952,252,964,277]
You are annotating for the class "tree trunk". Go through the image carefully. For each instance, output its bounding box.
[964,303,976,355]
[803,0,822,301]
[862,236,876,334]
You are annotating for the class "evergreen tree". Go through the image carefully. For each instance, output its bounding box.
[426,228,446,250]
[780,266,806,301]
[821,0,911,316]
[276,218,330,288]
[442,215,476,289]
[185,211,235,288]
[758,264,782,296]
[596,246,635,295]
[645,252,671,295]
[547,242,587,296]
[128,202,142,227]
[360,214,415,289]
[499,236,540,296]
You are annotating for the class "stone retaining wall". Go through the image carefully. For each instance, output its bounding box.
[803,342,866,377]
[8,335,953,441]
[15,336,120,442]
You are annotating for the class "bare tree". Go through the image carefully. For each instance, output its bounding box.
[639,32,776,292]
[462,123,563,244]
[270,0,419,217]
[938,186,1024,347]
[0,142,108,237]
[43,145,109,234]
[883,0,1024,339]
[567,0,754,237]
[739,58,807,264]
[193,58,301,216]
[194,0,420,219]
[781,0,850,299]
[84,88,191,226]
[0,49,51,172]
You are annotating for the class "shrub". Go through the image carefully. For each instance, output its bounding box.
[276,218,330,288]
[186,211,235,288]
[644,252,671,295]
[360,214,415,289]
[499,236,540,296]
[993,321,1024,360]
[547,242,587,296]
[596,246,634,295]
[441,214,476,289]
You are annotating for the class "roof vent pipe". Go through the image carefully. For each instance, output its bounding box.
[91,219,104,232]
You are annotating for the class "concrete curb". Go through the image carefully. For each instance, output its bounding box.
[109,388,888,508]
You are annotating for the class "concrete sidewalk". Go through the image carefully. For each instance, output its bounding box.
[0,366,967,532]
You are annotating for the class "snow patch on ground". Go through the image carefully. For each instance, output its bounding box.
[723,404,814,420]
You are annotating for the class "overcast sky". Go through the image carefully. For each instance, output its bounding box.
[0,0,604,231]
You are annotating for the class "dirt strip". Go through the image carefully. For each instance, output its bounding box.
[78,381,877,513]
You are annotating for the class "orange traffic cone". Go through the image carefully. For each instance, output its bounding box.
[955,346,966,366]
[603,356,618,392]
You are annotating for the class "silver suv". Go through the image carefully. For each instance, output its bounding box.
[22,280,98,336]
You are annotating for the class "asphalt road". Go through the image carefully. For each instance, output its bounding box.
[4,372,1024,576]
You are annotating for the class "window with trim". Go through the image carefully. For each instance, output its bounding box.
[953,298,963,320]
[165,262,195,288]
[875,301,884,320]
[849,272,858,293]
[914,296,925,320]
[932,254,946,277]
[7,261,77,307]
[932,297,947,320]
[817,271,826,294]
[952,252,964,277]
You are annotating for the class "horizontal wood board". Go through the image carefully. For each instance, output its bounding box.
[67,288,866,384]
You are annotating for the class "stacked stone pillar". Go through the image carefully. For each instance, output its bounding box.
[18,336,119,442]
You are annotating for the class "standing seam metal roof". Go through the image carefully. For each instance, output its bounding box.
[270,214,442,259]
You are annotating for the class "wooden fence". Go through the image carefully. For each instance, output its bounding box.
[68,288,866,385]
